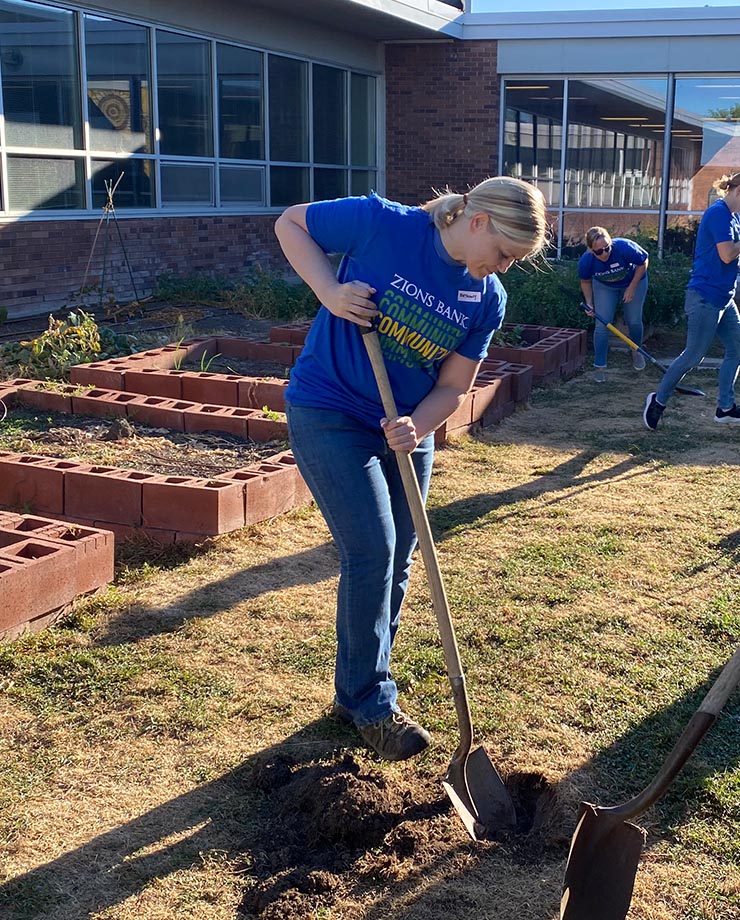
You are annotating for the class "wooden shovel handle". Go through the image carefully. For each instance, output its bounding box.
[361,329,474,750]
[614,644,740,820]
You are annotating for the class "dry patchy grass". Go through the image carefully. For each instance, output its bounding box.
[1,352,739,919]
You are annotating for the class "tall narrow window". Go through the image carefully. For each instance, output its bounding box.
[156,30,212,157]
[503,80,563,207]
[0,0,82,149]
[268,55,308,163]
[313,64,346,165]
[85,15,152,155]
[218,44,264,161]
[351,73,376,168]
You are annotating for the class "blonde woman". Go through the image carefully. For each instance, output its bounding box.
[644,173,740,430]
[275,178,547,760]
[578,226,650,382]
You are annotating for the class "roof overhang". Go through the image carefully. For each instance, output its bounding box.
[461,7,740,41]
[247,0,464,41]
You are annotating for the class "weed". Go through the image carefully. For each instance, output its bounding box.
[200,350,221,373]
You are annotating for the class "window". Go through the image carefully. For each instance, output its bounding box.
[313,64,346,165]
[502,80,563,207]
[156,30,212,158]
[0,1,378,214]
[268,55,308,163]
[670,78,740,212]
[218,44,263,161]
[85,15,151,154]
[0,0,82,150]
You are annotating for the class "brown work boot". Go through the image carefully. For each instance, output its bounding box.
[358,711,431,762]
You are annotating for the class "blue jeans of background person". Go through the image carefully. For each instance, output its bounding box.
[656,288,740,409]
[592,275,647,368]
[286,403,435,727]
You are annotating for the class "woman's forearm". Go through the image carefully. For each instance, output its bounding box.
[274,210,340,304]
[411,385,469,440]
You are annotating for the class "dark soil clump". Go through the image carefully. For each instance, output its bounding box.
[239,751,454,919]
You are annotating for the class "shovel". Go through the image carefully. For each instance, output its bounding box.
[361,328,516,841]
[557,282,705,397]
[561,643,740,920]
[578,303,705,397]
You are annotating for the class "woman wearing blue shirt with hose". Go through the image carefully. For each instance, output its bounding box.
[274,178,548,762]
[578,227,650,382]
[643,173,740,430]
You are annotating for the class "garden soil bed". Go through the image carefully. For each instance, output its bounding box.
[180,354,292,379]
[0,409,286,477]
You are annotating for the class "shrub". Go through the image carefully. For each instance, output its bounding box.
[503,254,691,330]
[153,266,319,322]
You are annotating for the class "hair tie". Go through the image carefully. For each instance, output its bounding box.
[462,193,468,207]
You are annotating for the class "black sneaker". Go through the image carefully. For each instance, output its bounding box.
[643,392,665,430]
[714,404,740,424]
[358,711,431,762]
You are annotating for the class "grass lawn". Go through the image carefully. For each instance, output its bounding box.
[1,350,739,920]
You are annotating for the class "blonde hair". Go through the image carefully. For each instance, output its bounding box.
[585,226,612,249]
[714,172,740,196]
[422,177,549,258]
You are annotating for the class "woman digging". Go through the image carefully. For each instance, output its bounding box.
[275,179,548,761]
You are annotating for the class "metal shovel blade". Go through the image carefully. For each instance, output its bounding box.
[560,803,646,920]
[442,746,517,841]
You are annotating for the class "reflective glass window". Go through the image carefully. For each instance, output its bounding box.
[220,166,264,205]
[351,74,376,167]
[503,81,563,207]
[218,44,263,161]
[670,77,740,212]
[565,79,666,209]
[313,64,346,165]
[7,155,84,209]
[351,169,375,197]
[314,167,346,201]
[156,31,212,157]
[0,0,82,149]
[268,56,308,163]
[161,163,213,205]
[270,165,309,206]
[91,159,154,208]
[85,15,151,155]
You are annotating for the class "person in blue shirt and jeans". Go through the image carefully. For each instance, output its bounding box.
[275,178,548,761]
[578,226,650,383]
[644,173,740,430]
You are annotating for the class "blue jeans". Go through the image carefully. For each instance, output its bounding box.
[657,288,740,409]
[285,403,435,727]
[592,276,647,367]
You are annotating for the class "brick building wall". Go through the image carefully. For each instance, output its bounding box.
[0,214,283,319]
[385,39,500,204]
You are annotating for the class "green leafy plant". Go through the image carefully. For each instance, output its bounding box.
[199,350,221,373]
[490,325,525,347]
[260,405,283,421]
[0,310,133,381]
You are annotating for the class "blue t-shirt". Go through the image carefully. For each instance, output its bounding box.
[688,198,740,307]
[285,194,507,427]
[577,238,649,289]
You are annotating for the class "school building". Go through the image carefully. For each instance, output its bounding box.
[0,1,738,317]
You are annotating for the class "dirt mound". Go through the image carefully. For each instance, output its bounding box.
[239,752,570,918]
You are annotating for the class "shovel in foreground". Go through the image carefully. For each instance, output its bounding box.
[561,643,740,920]
[362,328,516,841]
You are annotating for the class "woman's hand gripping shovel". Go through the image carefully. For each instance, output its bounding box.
[361,327,516,842]
[560,643,740,920]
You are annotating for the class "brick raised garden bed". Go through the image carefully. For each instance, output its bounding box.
[0,511,114,640]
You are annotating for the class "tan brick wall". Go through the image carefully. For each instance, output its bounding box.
[0,214,283,319]
[385,39,500,204]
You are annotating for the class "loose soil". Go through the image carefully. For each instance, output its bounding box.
[0,409,286,477]
[181,354,292,379]
[238,751,567,919]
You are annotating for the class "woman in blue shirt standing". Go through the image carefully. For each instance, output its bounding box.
[643,173,740,430]
[275,178,548,761]
[578,226,650,382]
